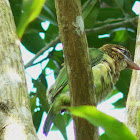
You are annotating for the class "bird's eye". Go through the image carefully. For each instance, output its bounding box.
[121,49,131,58]
[121,49,127,55]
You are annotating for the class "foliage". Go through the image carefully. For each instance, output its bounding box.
[9,0,138,139]
[67,105,137,140]
[18,0,46,38]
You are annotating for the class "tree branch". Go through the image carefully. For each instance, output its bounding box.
[24,36,60,68]
[125,16,140,138]
[0,1,37,139]
[86,16,138,33]
[54,0,97,140]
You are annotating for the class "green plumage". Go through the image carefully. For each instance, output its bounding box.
[43,44,140,136]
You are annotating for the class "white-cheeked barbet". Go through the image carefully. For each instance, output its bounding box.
[43,44,140,136]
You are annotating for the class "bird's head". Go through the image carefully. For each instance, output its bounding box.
[100,44,140,70]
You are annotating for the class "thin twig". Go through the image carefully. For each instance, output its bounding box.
[82,0,91,11]
[24,36,60,68]
[24,16,138,68]
[114,0,127,17]
[86,16,138,33]
[96,18,125,24]
[83,0,98,20]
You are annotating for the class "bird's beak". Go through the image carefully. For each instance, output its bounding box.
[126,58,140,70]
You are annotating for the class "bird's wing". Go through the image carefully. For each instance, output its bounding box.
[49,65,68,101]
[49,48,104,101]
[44,48,104,136]
[89,48,104,67]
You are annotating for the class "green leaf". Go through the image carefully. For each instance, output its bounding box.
[52,50,64,66]
[113,29,127,43]
[67,105,137,140]
[9,0,22,26]
[22,32,45,54]
[45,24,59,43]
[40,0,57,25]
[102,0,124,8]
[124,0,136,16]
[30,92,44,131]
[25,18,44,34]
[46,50,64,77]
[33,107,44,131]
[100,133,112,140]
[83,0,100,28]
[87,32,113,48]
[17,0,46,38]
[112,97,126,108]
[97,8,123,21]
[102,0,135,17]
[30,95,37,113]
[47,113,71,140]
[32,73,49,111]
[52,113,71,140]
[114,69,132,108]
[47,59,58,70]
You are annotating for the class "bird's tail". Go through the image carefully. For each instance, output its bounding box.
[43,106,56,136]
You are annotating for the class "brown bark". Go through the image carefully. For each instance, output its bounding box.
[54,0,98,140]
[125,15,140,139]
[0,1,38,139]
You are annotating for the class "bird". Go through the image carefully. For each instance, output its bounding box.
[43,44,140,136]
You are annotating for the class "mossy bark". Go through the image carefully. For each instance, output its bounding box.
[0,1,38,139]
[54,0,98,139]
[125,15,140,139]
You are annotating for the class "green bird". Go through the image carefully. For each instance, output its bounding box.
[43,44,140,136]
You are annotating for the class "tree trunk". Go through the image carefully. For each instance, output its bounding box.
[125,15,140,139]
[0,1,38,139]
[54,0,98,140]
